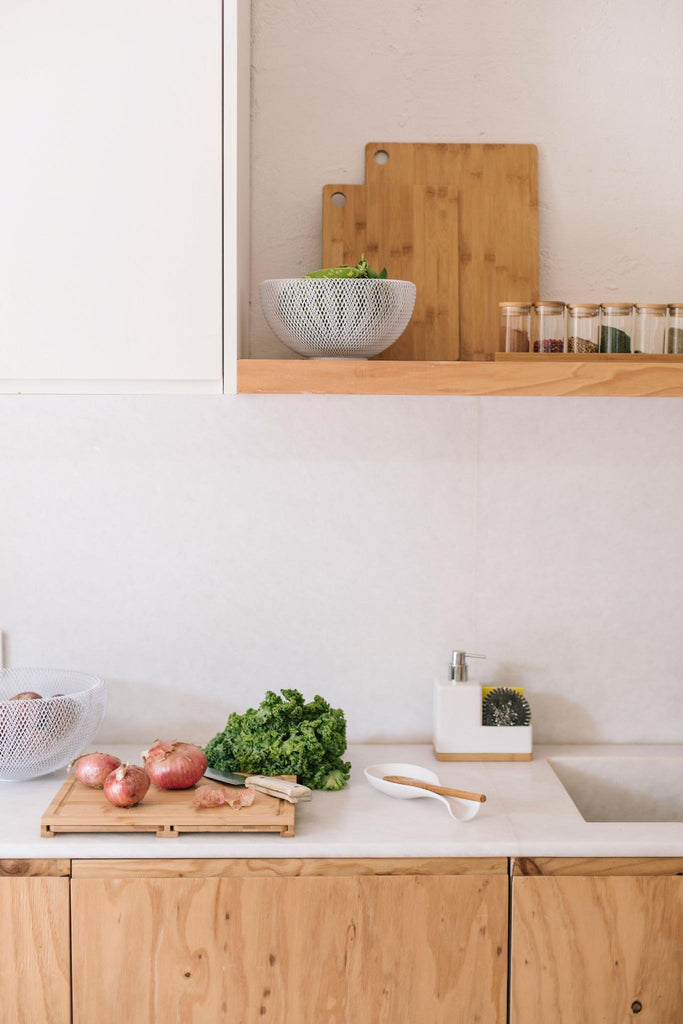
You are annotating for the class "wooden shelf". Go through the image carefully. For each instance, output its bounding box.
[238,357,683,397]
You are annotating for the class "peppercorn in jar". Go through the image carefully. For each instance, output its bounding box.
[566,304,600,353]
[532,302,565,353]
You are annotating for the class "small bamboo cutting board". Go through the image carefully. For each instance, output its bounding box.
[322,183,459,360]
[41,774,296,839]
[364,142,539,361]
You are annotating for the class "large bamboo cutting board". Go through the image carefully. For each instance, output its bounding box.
[41,774,296,838]
[322,183,459,360]
[364,143,539,360]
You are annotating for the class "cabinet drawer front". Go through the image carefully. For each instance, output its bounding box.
[0,877,70,1024]
[72,874,507,1024]
[512,875,683,1024]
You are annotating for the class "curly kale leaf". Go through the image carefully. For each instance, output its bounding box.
[204,689,351,790]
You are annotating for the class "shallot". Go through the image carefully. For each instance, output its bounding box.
[193,786,226,808]
[192,784,256,810]
[103,764,149,807]
[142,739,207,790]
[10,691,42,700]
[226,785,255,809]
[69,751,122,788]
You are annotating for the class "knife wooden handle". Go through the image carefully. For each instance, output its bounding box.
[246,776,312,801]
[250,784,310,804]
[383,775,486,803]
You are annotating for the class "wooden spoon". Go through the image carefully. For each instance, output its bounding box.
[383,775,486,804]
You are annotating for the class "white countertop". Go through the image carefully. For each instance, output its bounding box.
[2,744,683,860]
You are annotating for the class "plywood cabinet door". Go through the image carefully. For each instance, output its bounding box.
[511,875,683,1024]
[0,878,71,1024]
[72,873,508,1024]
[0,1,224,391]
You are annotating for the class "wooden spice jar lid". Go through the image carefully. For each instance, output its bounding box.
[567,303,600,315]
[533,301,565,312]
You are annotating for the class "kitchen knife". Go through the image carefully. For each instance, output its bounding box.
[203,767,312,803]
[203,767,249,787]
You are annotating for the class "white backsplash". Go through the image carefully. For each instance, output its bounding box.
[1,395,681,746]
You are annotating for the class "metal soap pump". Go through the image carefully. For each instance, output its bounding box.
[433,648,532,761]
[450,649,486,682]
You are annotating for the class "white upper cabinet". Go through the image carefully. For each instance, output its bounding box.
[0,0,246,393]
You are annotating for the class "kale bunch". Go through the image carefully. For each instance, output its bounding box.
[204,689,351,791]
[305,254,388,279]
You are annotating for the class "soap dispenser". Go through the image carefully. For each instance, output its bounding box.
[433,650,532,761]
[434,650,486,759]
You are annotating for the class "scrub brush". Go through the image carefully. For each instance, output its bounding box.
[481,687,531,727]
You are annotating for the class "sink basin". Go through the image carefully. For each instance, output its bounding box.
[549,754,683,823]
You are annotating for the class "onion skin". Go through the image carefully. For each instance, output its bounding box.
[142,739,207,790]
[10,692,42,700]
[70,752,122,788]
[103,764,150,807]
[193,785,226,808]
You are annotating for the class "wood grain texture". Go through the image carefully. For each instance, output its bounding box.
[0,878,70,1024]
[322,183,459,360]
[511,875,683,1024]
[237,358,683,396]
[42,773,295,838]
[513,857,683,877]
[72,874,507,1023]
[0,859,70,877]
[365,142,539,360]
[435,751,532,762]
[72,856,506,878]
[496,352,683,362]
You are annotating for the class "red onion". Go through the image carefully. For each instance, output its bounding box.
[10,691,42,700]
[0,697,43,757]
[142,739,207,790]
[103,764,150,807]
[69,751,122,788]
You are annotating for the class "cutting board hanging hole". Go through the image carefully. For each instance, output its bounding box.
[330,192,346,206]
[373,149,390,165]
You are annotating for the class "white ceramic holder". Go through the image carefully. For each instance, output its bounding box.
[433,680,532,761]
[364,762,484,822]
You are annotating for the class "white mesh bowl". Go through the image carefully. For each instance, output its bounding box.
[259,278,417,358]
[0,669,108,781]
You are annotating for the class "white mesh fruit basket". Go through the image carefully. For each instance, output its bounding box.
[259,278,417,358]
[0,669,108,781]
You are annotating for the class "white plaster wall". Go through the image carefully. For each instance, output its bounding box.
[1,395,682,746]
[250,0,683,356]
[1,1,682,750]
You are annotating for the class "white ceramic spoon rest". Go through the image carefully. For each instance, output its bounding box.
[364,762,484,822]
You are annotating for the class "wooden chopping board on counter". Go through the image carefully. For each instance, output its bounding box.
[364,143,539,361]
[322,183,460,361]
[41,774,296,838]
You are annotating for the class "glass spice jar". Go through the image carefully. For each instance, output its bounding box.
[600,303,633,353]
[633,304,667,354]
[499,301,531,352]
[532,302,565,353]
[666,304,683,353]
[566,304,600,354]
